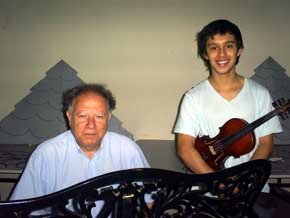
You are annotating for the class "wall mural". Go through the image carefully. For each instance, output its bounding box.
[0,60,133,146]
[251,56,290,145]
[0,58,289,176]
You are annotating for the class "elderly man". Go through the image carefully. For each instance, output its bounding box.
[10,83,149,200]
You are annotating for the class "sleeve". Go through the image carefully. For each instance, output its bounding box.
[255,88,283,138]
[9,146,49,200]
[173,93,201,137]
[127,141,154,203]
[111,134,151,169]
[128,141,150,168]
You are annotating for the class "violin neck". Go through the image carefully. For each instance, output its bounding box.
[249,110,278,131]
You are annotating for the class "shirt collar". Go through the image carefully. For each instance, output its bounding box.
[69,130,107,155]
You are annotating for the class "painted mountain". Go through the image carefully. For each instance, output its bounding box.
[251,56,290,145]
[0,60,133,145]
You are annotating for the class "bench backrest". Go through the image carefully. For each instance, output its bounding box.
[0,159,270,218]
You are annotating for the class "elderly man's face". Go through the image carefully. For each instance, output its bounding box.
[66,92,111,155]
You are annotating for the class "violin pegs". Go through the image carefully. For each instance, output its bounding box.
[281,114,286,120]
[284,113,289,120]
[281,98,286,104]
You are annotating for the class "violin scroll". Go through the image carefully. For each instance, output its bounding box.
[272,98,290,120]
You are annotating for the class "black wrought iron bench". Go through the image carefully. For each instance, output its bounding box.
[0,159,270,218]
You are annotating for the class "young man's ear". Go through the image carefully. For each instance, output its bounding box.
[237,48,244,57]
[202,52,209,60]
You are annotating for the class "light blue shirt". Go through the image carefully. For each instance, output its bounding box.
[10,130,150,200]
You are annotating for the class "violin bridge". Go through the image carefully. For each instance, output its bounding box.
[208,145,216,155]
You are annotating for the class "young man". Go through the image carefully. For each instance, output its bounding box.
[174,20,282,186]
[10,83,150,214]
[174,19,284,217]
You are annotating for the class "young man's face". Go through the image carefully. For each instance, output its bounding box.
[204,32,243,76]
[66,92,111,154]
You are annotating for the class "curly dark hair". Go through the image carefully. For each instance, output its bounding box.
[62,83,116,113]
[196,19,244,73]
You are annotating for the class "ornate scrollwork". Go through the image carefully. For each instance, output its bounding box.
[0,159,270,218]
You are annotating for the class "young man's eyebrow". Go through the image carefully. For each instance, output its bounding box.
[207,40,236,46]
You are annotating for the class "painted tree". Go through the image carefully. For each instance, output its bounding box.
[0,60,132,145]
[251,56,290,145]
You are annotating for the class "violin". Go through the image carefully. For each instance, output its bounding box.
[195,98,290,171]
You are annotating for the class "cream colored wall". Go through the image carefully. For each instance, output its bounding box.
[0,0,290,140]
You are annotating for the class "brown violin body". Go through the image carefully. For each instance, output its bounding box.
[194,98,290,171]
[195,118,255,171]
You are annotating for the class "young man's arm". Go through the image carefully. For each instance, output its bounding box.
[250,134,273,160]
[177,133,214,174]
